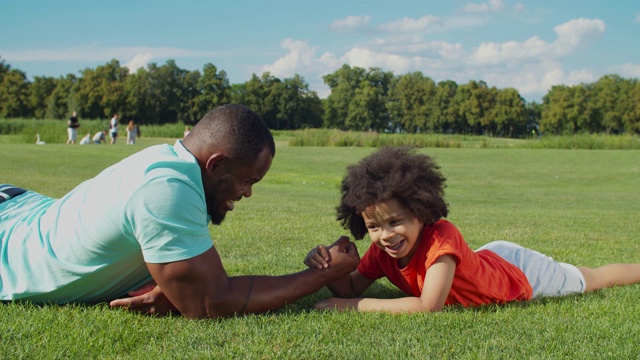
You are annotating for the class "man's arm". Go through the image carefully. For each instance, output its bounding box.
[112,237,359,319]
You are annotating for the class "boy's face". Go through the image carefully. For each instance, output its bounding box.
[362,199,424,267]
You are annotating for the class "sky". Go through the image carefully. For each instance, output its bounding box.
[1,0,639,103]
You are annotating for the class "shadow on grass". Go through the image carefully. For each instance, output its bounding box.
[1,283,610,320]
[274,282,610,317]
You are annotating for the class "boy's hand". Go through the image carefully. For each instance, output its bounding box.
[304,236,359,270]
[304,245,330,269]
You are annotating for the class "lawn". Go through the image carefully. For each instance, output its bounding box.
[1,140,639,358]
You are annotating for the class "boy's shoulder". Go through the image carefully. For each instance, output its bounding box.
[430,219,459,232]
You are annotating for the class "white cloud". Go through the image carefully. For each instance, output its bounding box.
[1,46,216,65]
[341,47,414,73]
[470,36,550,66]
[125,53,154,72]
[514,3,525,12]
[471,61,597,100]
[379,15,440,33]
[553,18,605,55]
[609,63,640,77]
[330,15,371,31]
[261,39,339,80]
[469,18,605,66]
[263,15,611,102]
[634,13,640,23]
[461,0,506,13]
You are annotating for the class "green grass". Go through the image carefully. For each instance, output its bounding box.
[1,142,639,358]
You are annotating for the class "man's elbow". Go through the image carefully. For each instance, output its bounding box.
[179,296,241,319]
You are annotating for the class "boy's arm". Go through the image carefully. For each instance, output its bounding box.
[315,255,456,313]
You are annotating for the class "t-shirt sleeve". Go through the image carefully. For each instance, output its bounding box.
[123,176,213,264]
[423,221,466,268]
[425,221,469,269]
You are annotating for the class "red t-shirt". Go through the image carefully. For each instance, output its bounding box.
[357,220,533,307]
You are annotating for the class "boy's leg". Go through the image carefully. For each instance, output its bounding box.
[479,240,586,297]
[579,264,640,292]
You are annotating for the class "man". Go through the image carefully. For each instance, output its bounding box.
[0,104,359,319]
[109,114,119,144]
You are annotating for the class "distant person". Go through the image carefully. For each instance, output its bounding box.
[93,130,107,144]
[305,147,640,313]
[109,114,119,144]
[79,133,92,145]
[66,111,80,144]
[183,125,191,138]
[0,104,358,319]
[126,120,140,145]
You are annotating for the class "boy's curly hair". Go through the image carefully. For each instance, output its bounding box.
[337,147,449,240]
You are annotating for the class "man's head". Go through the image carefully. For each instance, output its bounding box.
[183,104,276,224]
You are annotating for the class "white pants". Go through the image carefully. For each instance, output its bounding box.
[478,240,586,298]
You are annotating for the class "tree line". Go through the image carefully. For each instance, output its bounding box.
[1,57,638,137]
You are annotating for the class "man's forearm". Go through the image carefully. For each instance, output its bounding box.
[209,268,340,317]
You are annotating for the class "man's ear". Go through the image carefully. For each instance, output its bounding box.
[204,153,226,172]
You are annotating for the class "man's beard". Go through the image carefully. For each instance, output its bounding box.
[210,208,226,225]
[206,191,227,225]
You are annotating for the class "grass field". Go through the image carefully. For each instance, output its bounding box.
[1,139,639,358]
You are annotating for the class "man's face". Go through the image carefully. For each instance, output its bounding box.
[205,147,273,225]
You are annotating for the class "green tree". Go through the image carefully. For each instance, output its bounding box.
[347,81,387,131]
[456,80,497,135]
[592,75,628,134]
[188,63,231,123]
[429,80,458,133]
[621,80,640,134]
[525,101,542,136]
[127,60,192,124]
[29,76,57,119]
[491,88,527,137]
[45,74,77,119]
[0,72,30,118]
[541,85,576,134]
[232,72,280,125]
[266,74,322,130]
[322,65,392,131]
[75,59,128,119]
[387,72,436,133]
[322,65,367,129]
[0,66,30,118]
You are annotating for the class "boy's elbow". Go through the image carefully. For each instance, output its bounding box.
[420,301,445,313]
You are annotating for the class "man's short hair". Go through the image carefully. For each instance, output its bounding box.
[195,104,275,162]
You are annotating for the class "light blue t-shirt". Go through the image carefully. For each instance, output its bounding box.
[0,140,213,303]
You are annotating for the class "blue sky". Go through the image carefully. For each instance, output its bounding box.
[1,0,638,102]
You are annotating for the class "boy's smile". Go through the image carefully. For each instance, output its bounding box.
[362,199,424,267]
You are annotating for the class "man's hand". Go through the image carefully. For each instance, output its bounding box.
[109,281,178,316]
